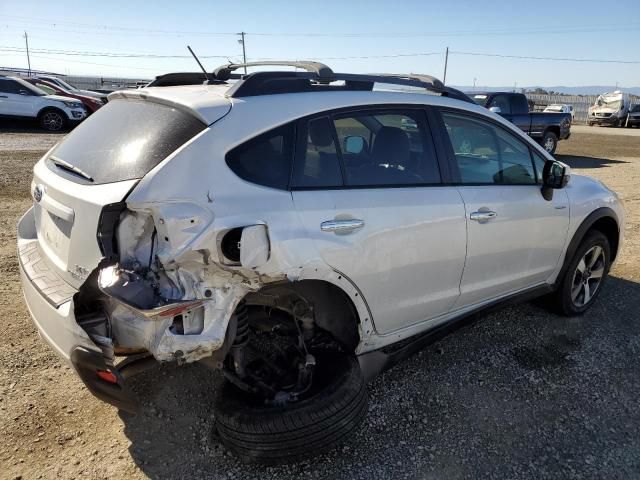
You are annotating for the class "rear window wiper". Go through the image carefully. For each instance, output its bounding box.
[50,156,94,182]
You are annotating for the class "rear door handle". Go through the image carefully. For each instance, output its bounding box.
[321,219,365,233]
[470,211,497,223]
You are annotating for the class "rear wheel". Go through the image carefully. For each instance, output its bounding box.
[39,109,67,132]
[541,131,558,154]
[215,352,367,464]
[554,231,610,316]
[213,302,368,464]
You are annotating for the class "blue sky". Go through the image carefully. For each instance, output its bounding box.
[1,0,639,87]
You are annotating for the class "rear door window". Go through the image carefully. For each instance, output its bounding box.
[291,117,343,188]
[47,98,206,184]
[332,109,440,186]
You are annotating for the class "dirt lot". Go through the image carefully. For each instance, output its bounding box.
[1,127,639,480]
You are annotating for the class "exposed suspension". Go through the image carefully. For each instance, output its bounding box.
[230,300,249,377]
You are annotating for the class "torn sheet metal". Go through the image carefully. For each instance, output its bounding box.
[97,207,280,363]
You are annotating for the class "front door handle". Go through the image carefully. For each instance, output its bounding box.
[470,211,497,223]
[321,219,365,233]
[0,95,8,98]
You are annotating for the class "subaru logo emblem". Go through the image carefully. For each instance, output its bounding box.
[33,184,44,203]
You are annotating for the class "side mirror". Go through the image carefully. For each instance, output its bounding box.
[541,160,570,201]
[343,136,365,154]
[489,106,502,114]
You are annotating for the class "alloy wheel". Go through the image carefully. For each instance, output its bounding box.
[570,245,606,307]
[43,112,64,131]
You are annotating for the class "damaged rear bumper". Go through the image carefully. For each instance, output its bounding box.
[70,347,142,413]
[19,208,153,412]
[18,208,96,363]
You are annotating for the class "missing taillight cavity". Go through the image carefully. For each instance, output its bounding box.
[97,202,126,261]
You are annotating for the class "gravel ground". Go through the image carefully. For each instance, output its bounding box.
[1,128,639,479]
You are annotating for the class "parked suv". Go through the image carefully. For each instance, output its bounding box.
[18,62,624,464]
[0,76,87,131]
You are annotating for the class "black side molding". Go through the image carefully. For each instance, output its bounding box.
[358,284,553,381]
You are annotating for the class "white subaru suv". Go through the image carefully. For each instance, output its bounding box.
[18,62,623,464]
[0,75,87,131]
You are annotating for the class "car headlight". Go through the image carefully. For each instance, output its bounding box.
[62,101,83,108]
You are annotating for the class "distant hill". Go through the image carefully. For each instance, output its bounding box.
[455,85,640,96]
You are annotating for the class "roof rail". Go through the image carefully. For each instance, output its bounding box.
[223,69,472,103]
[373,73,445,91]
[148,60,473,103]
[213,61,334,81]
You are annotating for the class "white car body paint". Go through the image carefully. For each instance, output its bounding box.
[18,82,625,365]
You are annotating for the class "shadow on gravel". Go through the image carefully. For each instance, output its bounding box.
[0,117,75,133]
[119,275,640,479]
[555,154,629,169]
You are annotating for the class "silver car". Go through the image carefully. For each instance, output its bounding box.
[18,62,624,463]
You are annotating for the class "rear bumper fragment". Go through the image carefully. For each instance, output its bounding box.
[70,347,140,413]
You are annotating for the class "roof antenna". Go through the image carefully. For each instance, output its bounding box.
[187,45,214,84]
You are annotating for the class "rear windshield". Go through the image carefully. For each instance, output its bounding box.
[47,98,206,184]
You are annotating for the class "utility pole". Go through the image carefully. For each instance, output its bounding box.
[443,47,449,85]
[237,32,247,73]
[24,31,31,76]
[473,77,477,90]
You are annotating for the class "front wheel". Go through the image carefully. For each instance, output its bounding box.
[541,131,558,154]
[39,109,67,132]
[214,352,368,464]
[554,231,610,316]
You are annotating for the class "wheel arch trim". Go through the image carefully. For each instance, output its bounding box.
[295,263,375,353]
[556,207,619,286]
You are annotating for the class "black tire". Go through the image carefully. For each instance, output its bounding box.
[214,352,368,464]
[612,118,620,128]
[541,131,558,154]
[554,230,611,316]
[38,109,67,132]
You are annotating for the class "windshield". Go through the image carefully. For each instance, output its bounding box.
[470,94,488,106]
[41,77,78,91]
[34,83,57,95]
[57,78,79,91]
[14,77,47,96]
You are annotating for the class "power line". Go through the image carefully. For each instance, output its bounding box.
[2,45,638,65]
[310,52,441,60]
[0,45,233,59]
[26,54,166,71]
[450,50,640,64]
[2,15,640,38]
